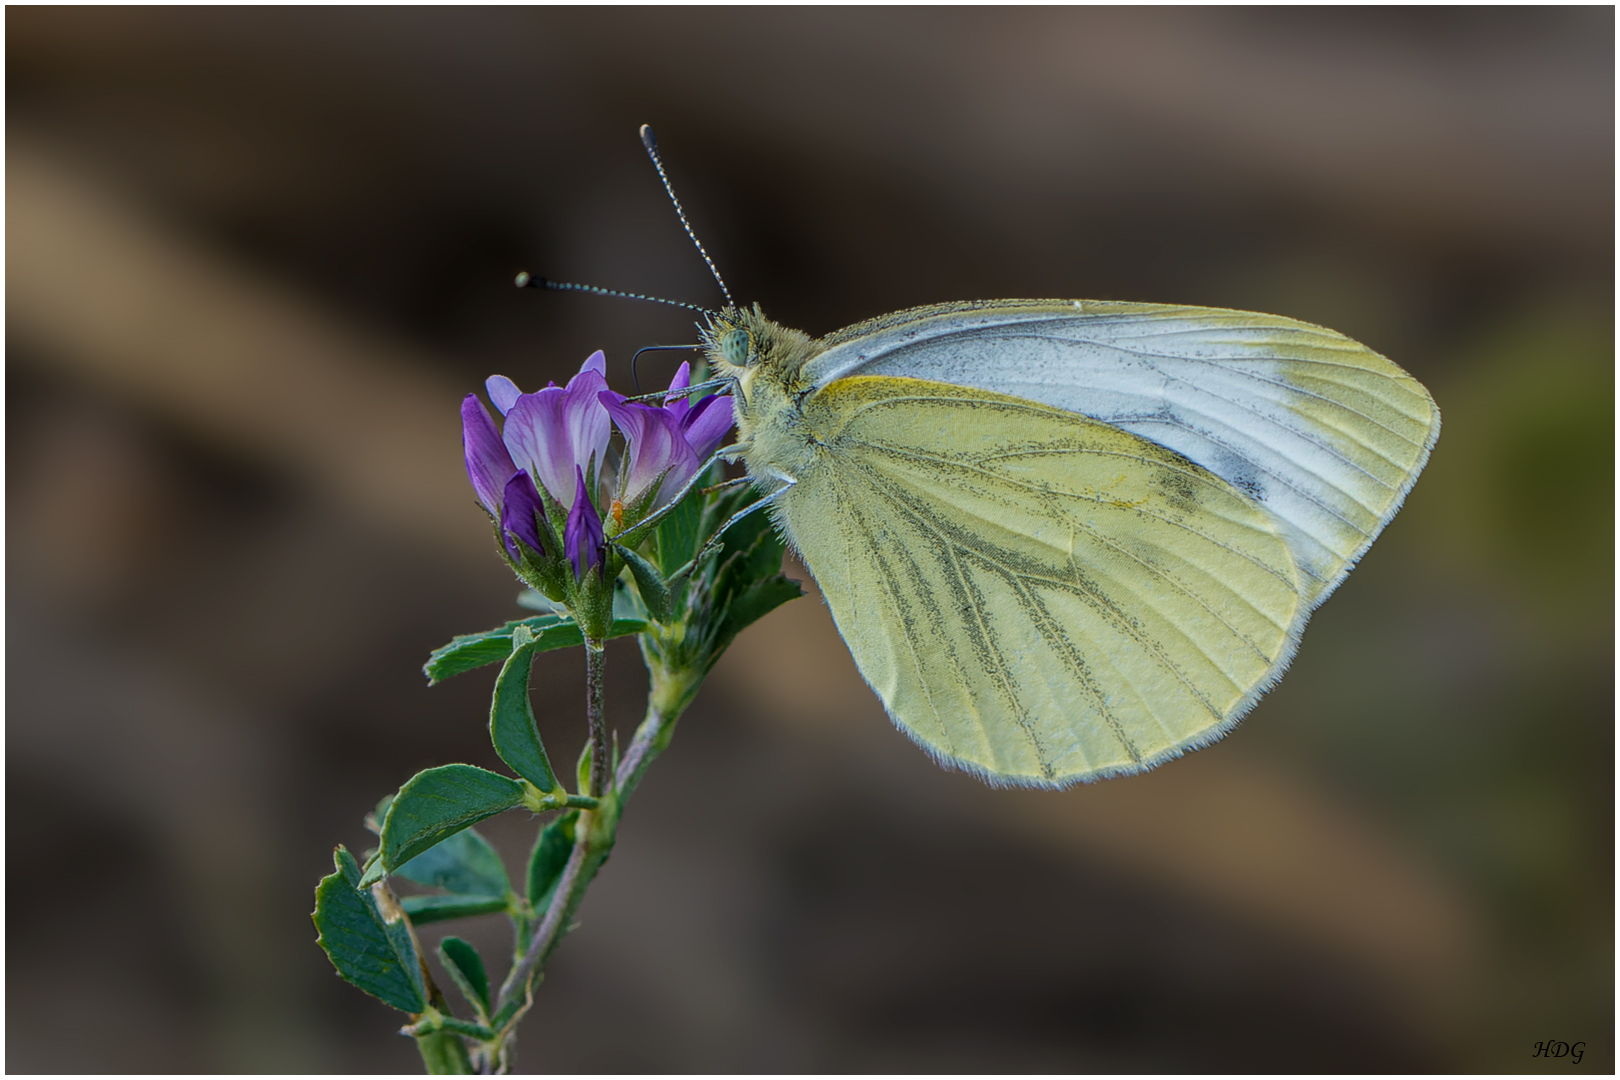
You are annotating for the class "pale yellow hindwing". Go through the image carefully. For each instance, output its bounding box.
[779,376,1306,786]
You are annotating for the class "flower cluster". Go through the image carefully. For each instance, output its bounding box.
[461,351,734,604]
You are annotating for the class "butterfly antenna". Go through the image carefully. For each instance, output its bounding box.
[640,124,734,308]
[630,343,702,393]
[514,271,708,314]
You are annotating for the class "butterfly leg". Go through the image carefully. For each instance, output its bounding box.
[699,475,752,496]
[613,442,751,543]
[668,478,796,583]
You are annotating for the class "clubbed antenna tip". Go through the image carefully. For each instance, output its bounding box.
[638,123,733,308]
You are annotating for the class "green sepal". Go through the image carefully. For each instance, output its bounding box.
[423,612,646,684]
[393,827,509,897]
[312,846,426,1013]
[437,936,491,1019]
[500,502,568,602]
[489,626,561,792]
[371,765,526,881]
[527,809,579,913]
[399,893,511,925]
[616,542,672,622]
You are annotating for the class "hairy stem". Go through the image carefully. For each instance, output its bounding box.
[491,637,616,1029]
[584,638,608,799]
[615,699,676,803]
[487,651,700,1063]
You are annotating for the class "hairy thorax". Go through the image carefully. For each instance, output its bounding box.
[704,306,828,490]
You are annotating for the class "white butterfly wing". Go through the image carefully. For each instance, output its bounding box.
[803,300,1440,606]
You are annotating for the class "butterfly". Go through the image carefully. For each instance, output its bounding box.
[699,298,1438,787]
[546,127,1440,788]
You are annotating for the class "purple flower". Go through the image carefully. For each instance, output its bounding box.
[462,394,518,519]
[499,470,548,561]
[565,466,605,579]
[600,362,735,510]
[498,351,613,505]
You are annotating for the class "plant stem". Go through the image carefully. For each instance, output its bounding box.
[584,638,608,799]
[486,652,699,1061]
[615,699,676,803]
[413,993,475,1074]
[414,1025,475,1075]
[490,637,616,1031]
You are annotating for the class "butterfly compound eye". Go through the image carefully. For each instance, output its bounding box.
[721,328,753,368]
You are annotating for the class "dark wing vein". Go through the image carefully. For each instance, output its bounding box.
[850,456,1228,724]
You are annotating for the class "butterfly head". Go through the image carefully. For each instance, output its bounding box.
[700,305,818,439]
[703,304,815,379]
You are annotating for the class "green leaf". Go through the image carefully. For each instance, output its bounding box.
[365,793,394,835]
[424,613,647,684]
[376,765,525,878]
[424,614,564,683]
[516,589,562,613]
[617,543,672,622]
[654,480,706,576]
[437,937,491,1018]
[313,846,426,1013]
[527,810,578,912]
[708,510,801,656]
[400,893,510,924]
[489,627,559,792]
[575,741,592,798]
[393,827,509,897]
[717,574,803,651]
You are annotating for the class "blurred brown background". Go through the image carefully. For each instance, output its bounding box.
[7,7,1613,1073]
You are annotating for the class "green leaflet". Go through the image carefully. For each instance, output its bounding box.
[527,810,578,913]
[654,478,706,575]
[423,613,646,684]
[438,937,491,1019]
[393,827,510,897]
[312,846,426,1013]
[715,573,802,656]
[489,627,559,792]
[400,893,509,924]
[371,765,526,882]
[699,502,802,669]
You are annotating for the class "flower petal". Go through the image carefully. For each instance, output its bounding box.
[565,465,605,579]
[485,375,523,416]
[500,470,547,561]
[601,393,697,507]
[560,363,611,491]
[663,361,692,422]
[462,394,517,518]
[499,352,614,503]
[502,387,574,504]
[682,394,736,461]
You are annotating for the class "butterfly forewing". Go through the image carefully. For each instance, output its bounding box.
[804,301,1440,608]
[779,376,1305,786]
